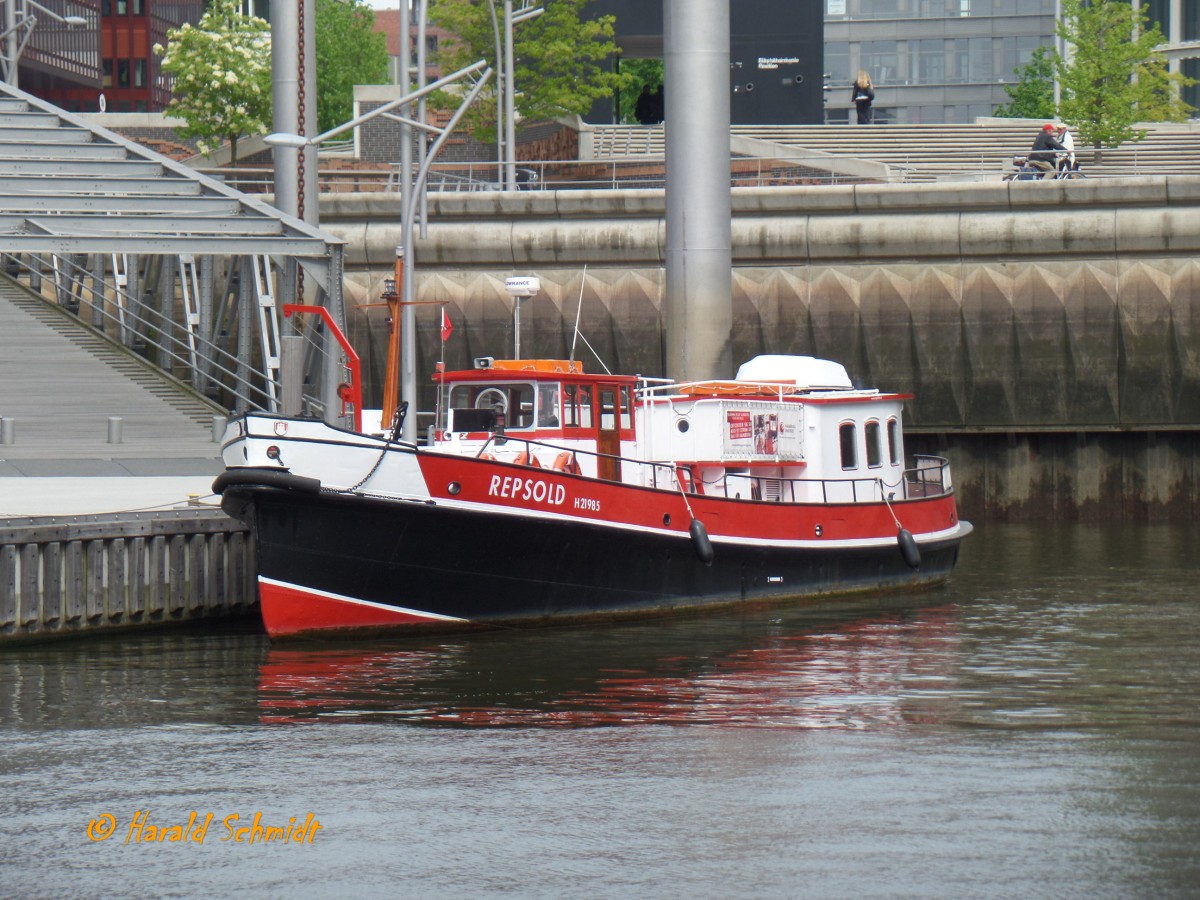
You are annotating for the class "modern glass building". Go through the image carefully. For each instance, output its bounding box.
[825,0,1200,124]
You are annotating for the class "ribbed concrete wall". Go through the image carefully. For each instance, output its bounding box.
[318,179,1200,519]
[321,178,1200,430]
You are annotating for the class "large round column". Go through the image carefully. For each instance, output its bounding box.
[664,0,732,381]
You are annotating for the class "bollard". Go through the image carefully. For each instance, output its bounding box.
[1,416,13,445]
[211,415,227,443]
[107,416,123,444]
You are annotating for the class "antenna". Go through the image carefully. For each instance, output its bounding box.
[569,265,586,365]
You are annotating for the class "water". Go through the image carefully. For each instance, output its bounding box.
[1,523,1199,898]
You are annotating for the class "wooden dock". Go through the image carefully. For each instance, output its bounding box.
[0,508,256,643]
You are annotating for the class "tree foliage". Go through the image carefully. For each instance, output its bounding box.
[314,0,389,134]
[428,0,627,141]
[154,0,271,164]
[1055,0,1194,147]
[993,45,1056,120]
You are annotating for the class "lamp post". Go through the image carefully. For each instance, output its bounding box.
[500,2,542,189]
[265,60,492,440]
[0,0,87,87]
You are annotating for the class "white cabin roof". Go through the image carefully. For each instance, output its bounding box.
[734,355,853,389]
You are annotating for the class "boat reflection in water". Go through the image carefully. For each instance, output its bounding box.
[257,603,961,728]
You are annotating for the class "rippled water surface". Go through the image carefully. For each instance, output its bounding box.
[1,523,1198,897]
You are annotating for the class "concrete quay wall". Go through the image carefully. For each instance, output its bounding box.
[320,178,1200,519]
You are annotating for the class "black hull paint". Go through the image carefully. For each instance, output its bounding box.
[224,485,963,630]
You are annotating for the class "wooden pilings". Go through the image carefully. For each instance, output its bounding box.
[0,509,257,643]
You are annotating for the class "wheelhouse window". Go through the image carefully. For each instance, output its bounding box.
[599,388,617,430]
[563,384,593,429]
[865,420,882,468]
[619,385,633,431]
[537,384,560,427]
[887,418,900,464]
[839,422,858,470]
[448,382,535,430]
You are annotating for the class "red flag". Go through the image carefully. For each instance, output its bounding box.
[440,306,453,342]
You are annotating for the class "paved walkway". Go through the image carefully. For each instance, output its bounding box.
[0,279,226,518]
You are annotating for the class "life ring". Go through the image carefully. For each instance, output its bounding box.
[552,451,578,474]
[514,451,541,467]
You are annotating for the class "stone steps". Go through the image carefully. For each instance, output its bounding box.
[584,121,1200,181]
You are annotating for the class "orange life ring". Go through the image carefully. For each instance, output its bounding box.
[514,451,541,467]
[552,451,578,474]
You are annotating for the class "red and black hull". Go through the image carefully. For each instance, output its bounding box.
[219,476,967,640]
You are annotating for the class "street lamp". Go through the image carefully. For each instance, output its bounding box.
[501,2,543,190]
[265,60,493,441]
[0,0,88,87]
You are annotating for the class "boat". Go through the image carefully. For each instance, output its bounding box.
[214,343,972,640]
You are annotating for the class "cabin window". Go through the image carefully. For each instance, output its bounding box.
[599,389,617,430]
[448,382,535,430]
[537,384,560,426]
[839,422,858,469]
[564,384,593,429]
[865,420,882,468]
[887,418,900,464]
[619,385,634,431]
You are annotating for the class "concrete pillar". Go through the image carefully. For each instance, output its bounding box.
[664,0,733,382]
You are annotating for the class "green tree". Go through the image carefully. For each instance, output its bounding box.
[1056,0,1194,151]
[993,45,1056,119]
[314,0,389,134]
[154,0,271,165]
[428,0,627,141]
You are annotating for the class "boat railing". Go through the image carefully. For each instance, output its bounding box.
[470,435,954,504]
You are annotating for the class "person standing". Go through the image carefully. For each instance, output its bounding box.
[851,70,874,124]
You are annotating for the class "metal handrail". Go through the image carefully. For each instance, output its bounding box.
[1,252,277,412]
[460,432,951,503]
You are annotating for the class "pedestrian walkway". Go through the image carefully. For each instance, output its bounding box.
[0,276,226,517]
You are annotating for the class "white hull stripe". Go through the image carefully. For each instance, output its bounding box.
[258,576,468,622]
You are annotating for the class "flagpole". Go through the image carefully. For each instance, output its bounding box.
[436,305,452,437]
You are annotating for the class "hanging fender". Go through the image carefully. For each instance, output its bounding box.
[689,517,714,565]
[897,527,921,570]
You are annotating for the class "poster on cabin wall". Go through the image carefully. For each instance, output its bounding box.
[723,406,803,460]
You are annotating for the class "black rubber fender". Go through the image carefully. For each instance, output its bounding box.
[690,517,714,565]
[897,527,921,570]
[212,467,322,496]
